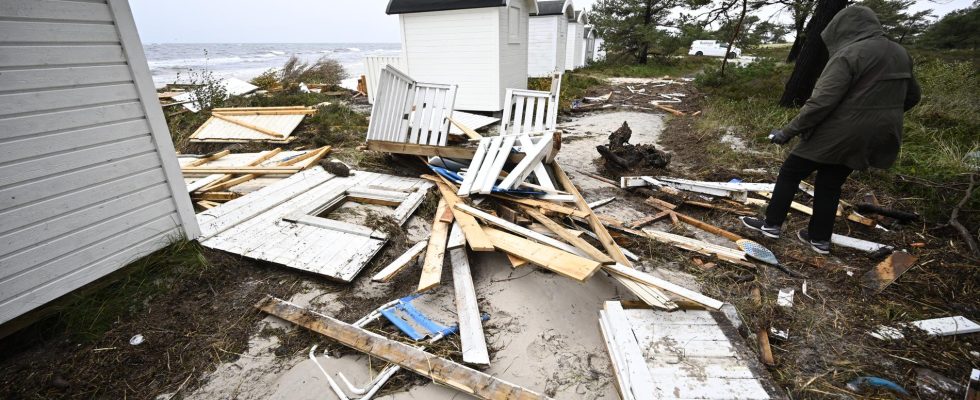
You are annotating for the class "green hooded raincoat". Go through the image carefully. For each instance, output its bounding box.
[783,6,921,171]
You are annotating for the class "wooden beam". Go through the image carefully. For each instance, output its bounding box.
[552,164,677,310]
[211,112,285,138]
[185,149,230,167]
[418,199,451,292]
[192,191,240,201]
[450,246,490,365]
[449,117,484,140]
[372,241,427,282]
[255,296,548,400]
[490,195,590,218]
[644,198,743,242]
[197,148,284,192]
[522,207,614,264]
[483,227,601,281]
[860,251,918,293]
[367,140,523,163]
[428,178,495,251]
[201,147,328,192]
[182,167,302,174]
[455,204,587,257]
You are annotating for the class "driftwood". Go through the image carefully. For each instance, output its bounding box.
[596,122,670,171]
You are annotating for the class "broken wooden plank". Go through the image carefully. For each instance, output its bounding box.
[372,240,427,282]
[211,112,285,138]
[552,164,677,310]
[861,251,917,293]
[182,166,303,174]
[455,203,586,257]
[483,227,601,281]
[642,229,755,268]
[448,117,483,140]
[429,178,495,251]
[450,244,490,365]
[506,254,529,268]
[418,199,451,292]
[490,195,590,218]
[587,197,616,210]
[602,263,724,310]
[871,316,980,340]
[255,296,548,400]
[600,301,657,400]
[185,149,231,167]
[366,141,524,163]
[522,207,614,264]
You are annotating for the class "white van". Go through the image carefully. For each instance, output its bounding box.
[688,40,742,58]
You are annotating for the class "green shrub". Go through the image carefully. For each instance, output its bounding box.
[695,57,790,100]
[306,103,369,148]
[249,68,280,90]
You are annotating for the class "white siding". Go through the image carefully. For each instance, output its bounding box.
[400,8,501,111]
[498,3,529,99]
[528,15,567,77]
[0,0,198,325]
[565,22,585,69]
[528,16,557,77]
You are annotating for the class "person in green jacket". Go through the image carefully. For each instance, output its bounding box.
[740,5,921,254]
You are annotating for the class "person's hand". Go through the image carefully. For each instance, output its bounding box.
[769,129,791,145]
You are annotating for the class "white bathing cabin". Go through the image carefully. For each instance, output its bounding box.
[0,0,200,326]
[386,0,539,112]
[585,25,598,63]
[564,10,588,70]
[528,0,575,77]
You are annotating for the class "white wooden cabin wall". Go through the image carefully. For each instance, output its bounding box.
[0,0,199,325]
[400,8,501,111]
[528,16,558,77]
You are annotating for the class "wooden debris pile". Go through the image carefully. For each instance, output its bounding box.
[178,146,330,209]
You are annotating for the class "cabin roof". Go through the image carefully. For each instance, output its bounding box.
[387,0,503,15]
[532,0,573,17]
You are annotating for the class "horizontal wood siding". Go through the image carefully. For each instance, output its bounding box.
[0,0,194,325]
[401,8,500,111]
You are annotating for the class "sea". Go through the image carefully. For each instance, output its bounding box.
[142,42,401,89]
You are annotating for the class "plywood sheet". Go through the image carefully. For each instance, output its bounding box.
[448,110,499,135]
[189,113,307,142]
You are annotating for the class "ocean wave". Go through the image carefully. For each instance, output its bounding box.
[147,56,244,69]
[269,50,286,55]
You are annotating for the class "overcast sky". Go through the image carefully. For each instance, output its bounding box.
[131,0,973,43]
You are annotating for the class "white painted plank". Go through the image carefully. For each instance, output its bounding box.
[0,199,176,282]
[0,118,148,164]
[450,246,490,365]
[0,168,167,234]
[601,302,657,400]
[457,138,490,196]
[0,20,120,43]
[447,222,466,249]
[454,203,587,257]
[448,111,499,135]
[0,0,113,22]
[0,102,144,141]
[478,134,517,194]
[0,83,139,116]
[0,183,170,258]
[371,240,427,282]
[0,45,125,68]
[0,153,163,211]
[0,135,154,187]
[498,134,553,190]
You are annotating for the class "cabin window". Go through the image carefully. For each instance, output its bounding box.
[508,6,521,44]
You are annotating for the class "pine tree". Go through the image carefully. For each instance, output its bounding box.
[778,0,847,107]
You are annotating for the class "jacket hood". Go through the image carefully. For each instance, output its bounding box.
[821,6,884,54]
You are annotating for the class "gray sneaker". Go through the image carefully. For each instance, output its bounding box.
[797,229,831,254]
[740,216,781,239]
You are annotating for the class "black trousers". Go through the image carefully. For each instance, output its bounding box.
[764,154,852,241]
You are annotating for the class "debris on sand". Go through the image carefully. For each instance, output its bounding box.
[596,122,671,171]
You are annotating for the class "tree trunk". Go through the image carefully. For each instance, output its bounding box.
[638,0,655,64]
[721,0,749,75]
[779,0,847,107]
[786,34,805,62]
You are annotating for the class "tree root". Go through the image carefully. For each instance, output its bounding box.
[949,173,980,259]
